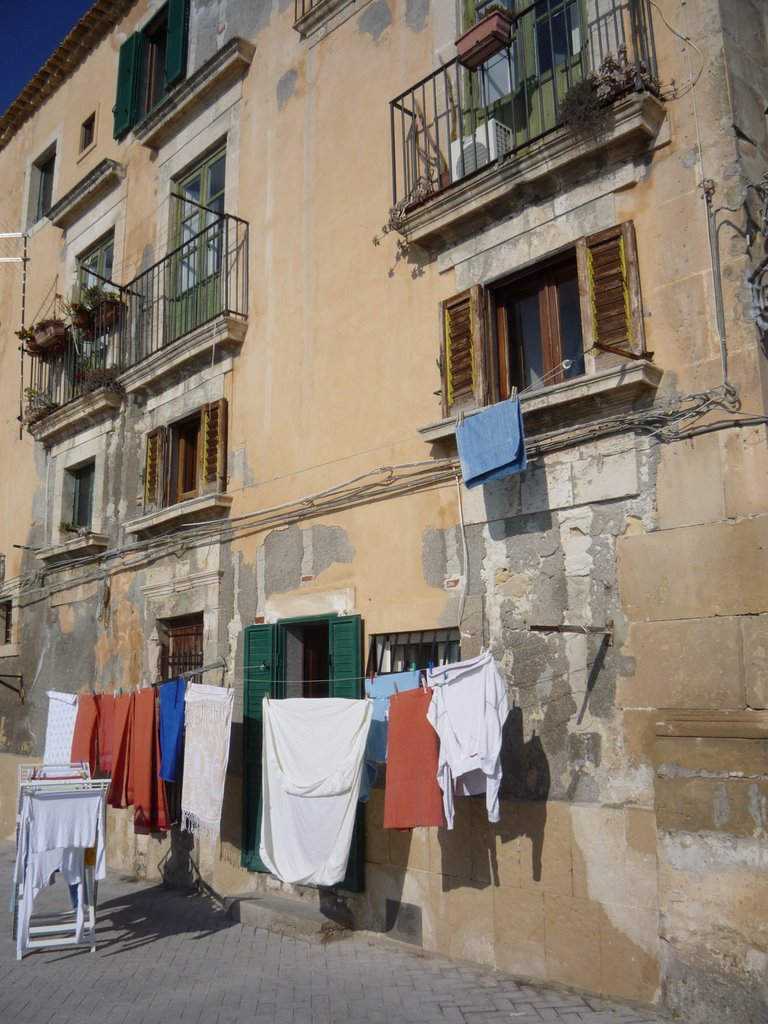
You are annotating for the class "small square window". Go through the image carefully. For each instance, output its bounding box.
[80,113,96,152]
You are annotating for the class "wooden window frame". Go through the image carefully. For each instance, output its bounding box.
[144,399,228,512]
[439,220,646,414]
[79,113,96,153]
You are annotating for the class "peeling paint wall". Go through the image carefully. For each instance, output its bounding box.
[0,0,765,1016]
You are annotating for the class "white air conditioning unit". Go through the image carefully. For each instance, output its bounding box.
[450,119,513,181]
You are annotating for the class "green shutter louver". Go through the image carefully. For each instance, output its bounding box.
[329,615,363,700]
[242,624,278,872]
[113,32,143,138]
[165,0,189,88]
[329,614,364,893]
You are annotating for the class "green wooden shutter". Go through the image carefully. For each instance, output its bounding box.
[329,614,365,892]
[242,624,278,872]
[440,285,486,417]
[577,221,646,368]
[164,0,189,88]
[113,32,143,138]
[144,426,167,511]
[199,399,228,495]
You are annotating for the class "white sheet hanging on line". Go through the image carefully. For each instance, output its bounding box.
[260,697,372,886]
[43,690,79,765]
[181,683,234,843]
[427,650,509,830]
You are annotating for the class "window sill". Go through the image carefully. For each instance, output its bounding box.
[133,37,255,150]
[124,493,233,539]
[29,389,123,446]
[418,359,663,443]
[293,0,356,41]
[46,159,125,229]
[120,313,247,397]
[36,532,109,565]
[401,93,666,252]
[0,644,20,659]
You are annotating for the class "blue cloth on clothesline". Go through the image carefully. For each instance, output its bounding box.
[455,398,527,488]
[158,677,186,782]
[358,671,422,803]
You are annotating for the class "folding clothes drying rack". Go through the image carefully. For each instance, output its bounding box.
[12,763,109,959]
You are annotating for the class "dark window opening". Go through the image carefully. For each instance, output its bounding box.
[140,8,170,117]
[494,254,585,395]
[366,628,461,675]
[284,621,330,699]
[80,113,96,152]
[29,147,56,224]
[158,613,204,681]
[71,462,95,529]
[1,601,12,645]
[169,415,200,504]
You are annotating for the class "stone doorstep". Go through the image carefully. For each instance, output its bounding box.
[224,889,354,939]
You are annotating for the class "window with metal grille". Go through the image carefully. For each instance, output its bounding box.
[158,613,204,681]
[366,628,461,675]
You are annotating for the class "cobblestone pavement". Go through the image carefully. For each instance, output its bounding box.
[0,840,679,1024]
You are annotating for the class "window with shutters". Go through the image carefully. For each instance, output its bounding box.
[113,0,188,139]
[439,221,647,415]
[143,399,228,511]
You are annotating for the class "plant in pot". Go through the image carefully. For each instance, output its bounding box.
[33,317,70,351]
[64,298,94,338]
[16,325,42,357]
[76,359,124,396]
[81,284,125,331]
[58,521,85,539]
[455,3,515,71]
[23,386,58,425]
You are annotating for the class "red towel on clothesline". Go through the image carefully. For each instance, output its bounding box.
[109,691,135,808]
[383,687,444,830]
[96,693,116,773]
[132,687,170,835]
[70,694,99,777]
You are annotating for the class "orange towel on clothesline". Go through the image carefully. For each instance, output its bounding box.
[70,694,99,777]
[383,687,445,831]
[109,691,135,808]
[96,693,116,773]
[132,687,170,835]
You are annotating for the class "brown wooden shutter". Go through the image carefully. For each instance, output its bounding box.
[440,285,486,417]
[144,427,167,510]
[199,398,228,495]
[576,221,646,368]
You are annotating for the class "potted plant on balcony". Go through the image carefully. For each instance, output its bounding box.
[455,4,514,71]
[64,298,94,339]
[23,386,58,425]
[75,360,124,396]
[81,284,125,330]
[33,317,70,351]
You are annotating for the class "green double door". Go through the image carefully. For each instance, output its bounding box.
[241,615,365,892]
[480,0,586,148]
[169,147,226,342]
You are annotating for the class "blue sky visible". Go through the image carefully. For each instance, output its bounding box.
[0,1,97,117]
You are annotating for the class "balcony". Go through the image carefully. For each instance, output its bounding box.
[26,212,248,443]
[389,0,661,249]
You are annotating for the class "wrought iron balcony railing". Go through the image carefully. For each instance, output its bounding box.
[26,213,248,416]
[389,0,658,213]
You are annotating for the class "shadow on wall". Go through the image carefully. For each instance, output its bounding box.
[437,706,551,891]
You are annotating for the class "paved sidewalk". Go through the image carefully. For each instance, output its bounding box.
[0,839,678,1024]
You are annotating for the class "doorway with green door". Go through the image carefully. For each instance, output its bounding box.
[241,614,365,892]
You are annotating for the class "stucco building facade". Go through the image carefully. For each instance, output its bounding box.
[0,0,766,1019]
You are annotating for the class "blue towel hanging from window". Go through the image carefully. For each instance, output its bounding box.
[455,398,527,488]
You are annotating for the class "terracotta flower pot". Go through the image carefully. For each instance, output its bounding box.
[455,11,513,71]
[34,321,70,349]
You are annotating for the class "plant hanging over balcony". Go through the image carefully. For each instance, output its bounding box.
[560,46,662,139]
[23,386,58,425]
